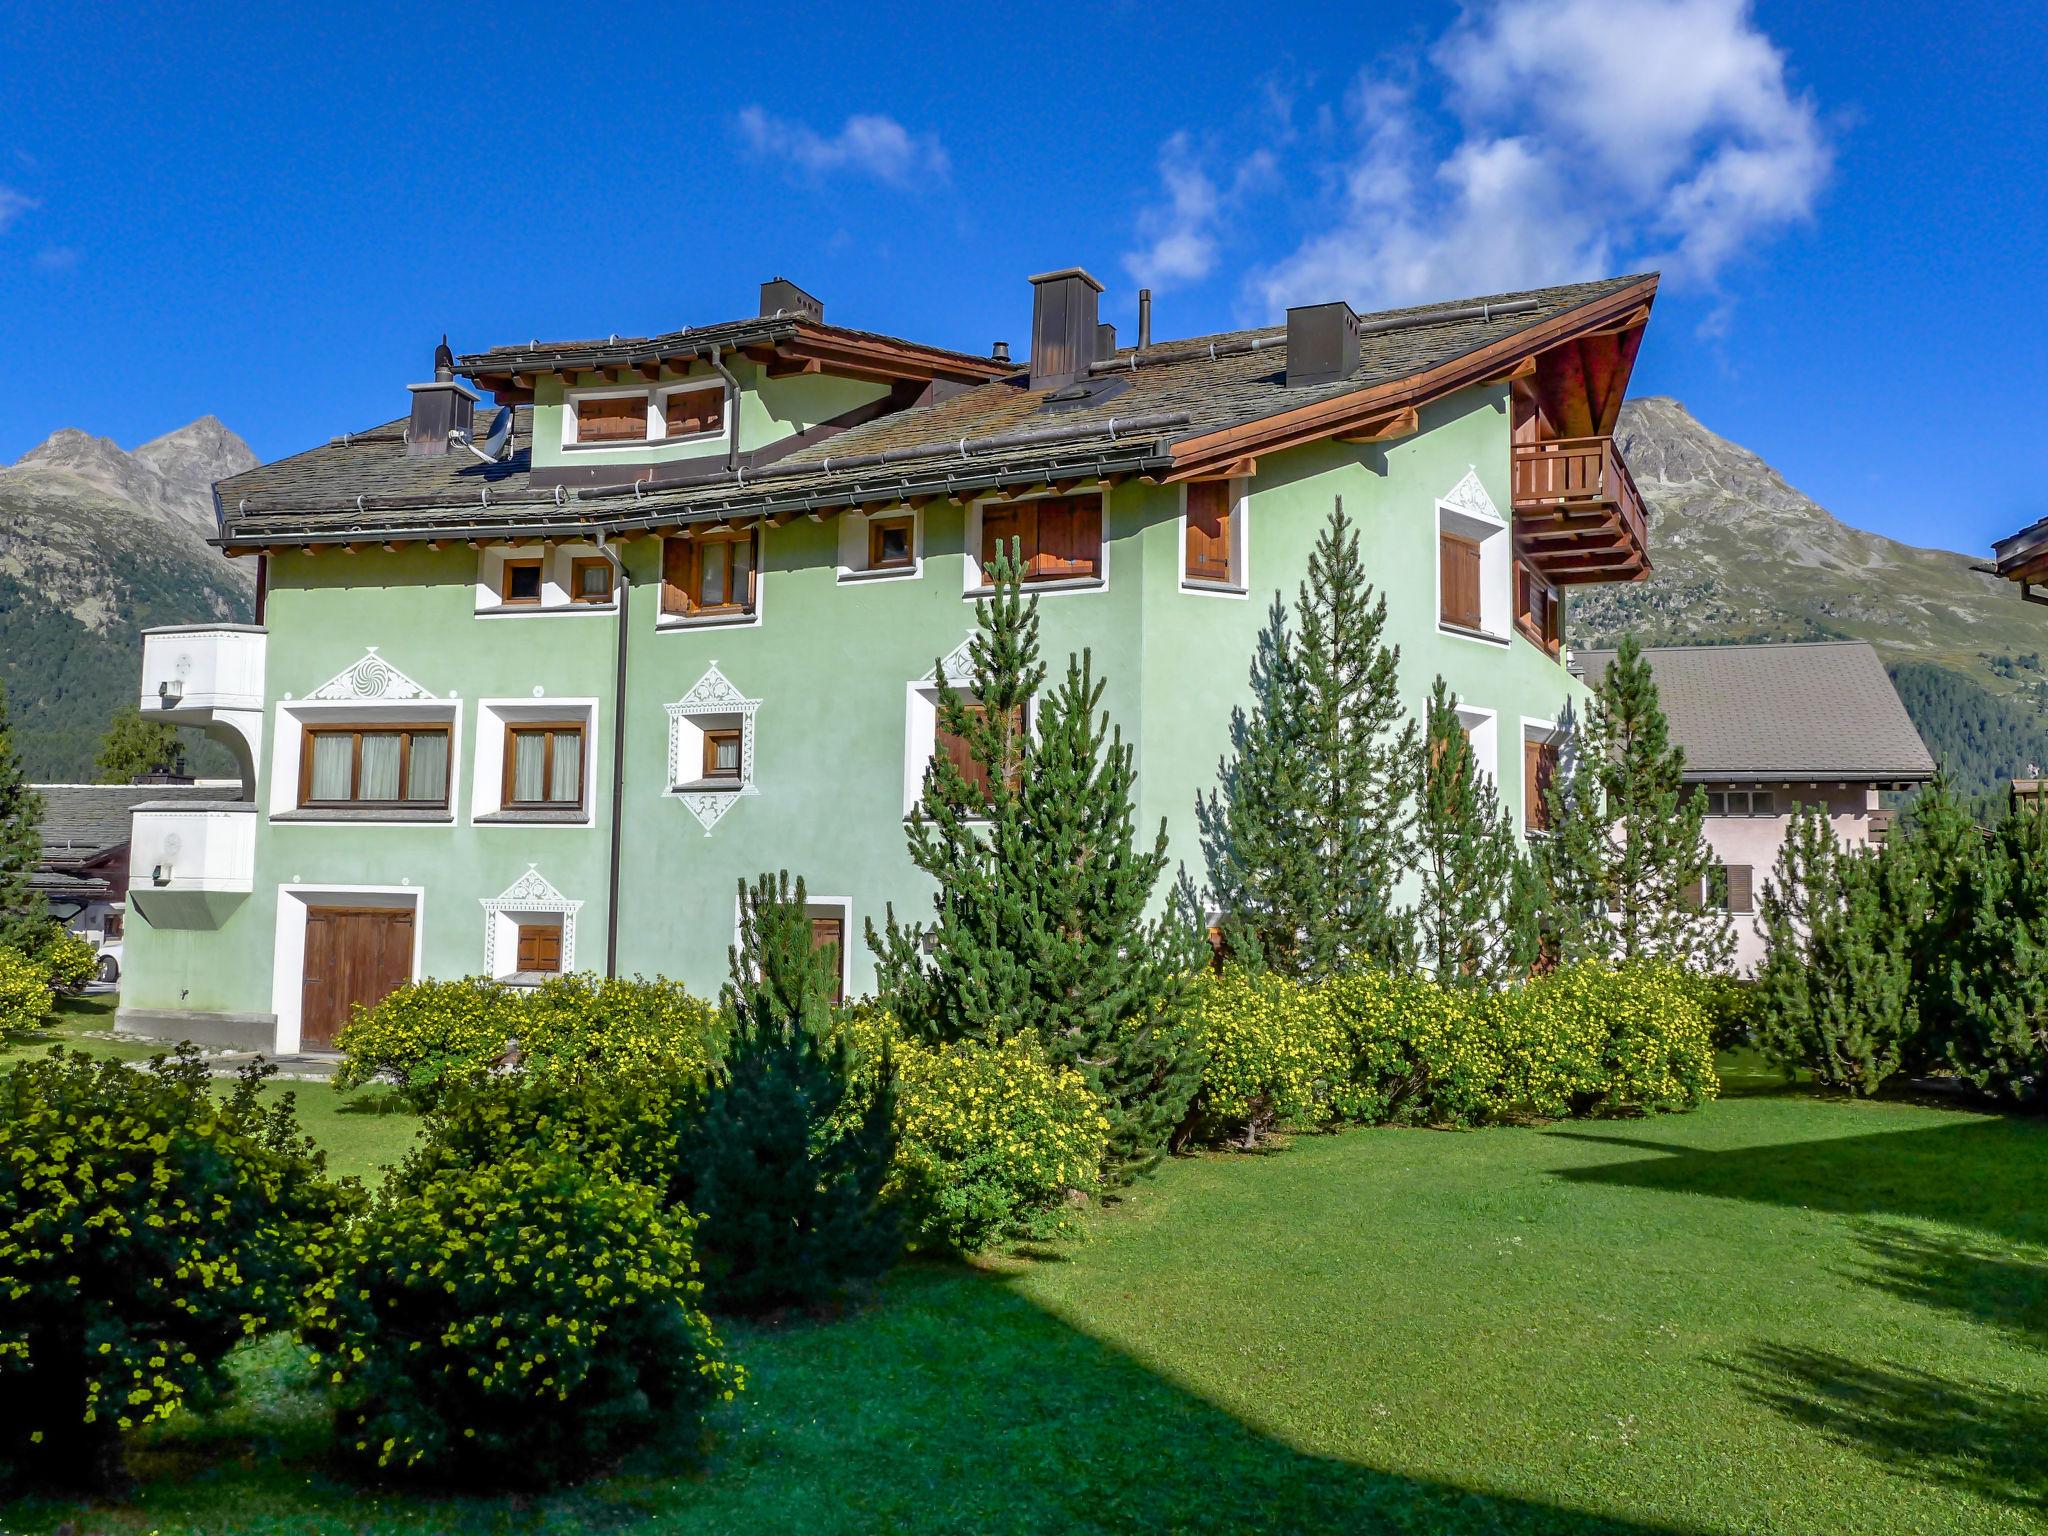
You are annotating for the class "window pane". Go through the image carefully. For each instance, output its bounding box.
[731,537,755,607]
[309,734,353,801]
[505,563,542,602]
[714,733,740,775]
[575,562,610,599]
[700,541,730,606]
[549,731,582,804]
[359,733,402,801]
[405,731,447,802]
[512,731,547,803]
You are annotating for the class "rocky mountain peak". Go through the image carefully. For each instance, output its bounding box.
[8,416,257,542]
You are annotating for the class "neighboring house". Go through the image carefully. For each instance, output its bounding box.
[1989,516,2048,604]
[31,780,235,980]
[1573,642,1935,973]
[123,268,1659,1054]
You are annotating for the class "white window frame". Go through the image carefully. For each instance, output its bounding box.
[729,891,854,999]
[480,867,583,982]
[471,697,600,825]
[1455,704,1499,788]
[474,542,616,617]
[1436,498,1512,646]
[963,485,1112,597]
[838,505,924,583]
[653,380,730,446]
[1178,477,1250,597]
[563,384,657,451]
[665,663,760,834]
[269,698,464,824]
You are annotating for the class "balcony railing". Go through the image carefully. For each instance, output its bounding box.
[1511,437,1650,586]
[129,802,256,895]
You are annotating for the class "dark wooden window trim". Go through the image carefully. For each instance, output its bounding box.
[500,558,544,606]
[502,721,586,811]
[701,727,743,783]
[1514,562,1561,656]
[809,912,846,1005]
[661,528,760,618]
[868,515,916,571]
[298,723,451,811]
[568,556,613,604]
[1524,735,1560,835]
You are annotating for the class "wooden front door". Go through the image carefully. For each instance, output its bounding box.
[301,905,414,1051]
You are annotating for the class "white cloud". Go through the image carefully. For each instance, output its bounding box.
[1121,0,1828,320]
[0,186,37,234]
[736,107,949,188]
[1121,134,1276,293]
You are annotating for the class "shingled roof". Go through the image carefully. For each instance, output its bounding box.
[1571,642,1935,785]
[216,273,1654,549]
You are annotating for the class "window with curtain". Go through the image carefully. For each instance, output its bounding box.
[504,724,584,809]
[301,724,450,809]
[661,528,758,617]
[570,557,613,604]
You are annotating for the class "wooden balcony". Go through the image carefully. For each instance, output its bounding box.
[1511,436,1650,586]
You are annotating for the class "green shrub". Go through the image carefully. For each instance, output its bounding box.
[1317,968,1441,1123]
[0,1049,342,1488]
[335,974,723,1106]
[389,1068,698,1200]
[1186,968,1344,1144]
[1948,800,2048,1108]
[845,1010,1108,1252]
[1679,970,1758,1050]
[1575,963,1718,1112]
[1488,967,1611,1117]
[0,948,52,1043]
[302,1152,737,1485]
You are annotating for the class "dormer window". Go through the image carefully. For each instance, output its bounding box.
[571,392,650,445]
[662,385,725,439]
[565,380,728,451]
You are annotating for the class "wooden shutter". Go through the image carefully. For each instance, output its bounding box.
[810,917,845,1004]
[577,395,648,443]
[664,387,723,437]
[1441,533,1482,630]
[982,506,1028,577]
[1524,739,1554,832]
[1724,865,1754,914]
[1186,482,1232,582]
[937,716,988,798]
[1035,497,1101,580]
[516,922,562,973]
[662,537,694,615]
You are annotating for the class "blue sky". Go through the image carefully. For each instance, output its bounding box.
[1,0,2041,556]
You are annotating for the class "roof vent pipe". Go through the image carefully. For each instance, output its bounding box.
[1028,267,1103,392]
[406,335,479,456]
[992,340,1011,364]
[1138,289,1152,349]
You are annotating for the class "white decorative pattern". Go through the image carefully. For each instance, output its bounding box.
[664,661,761,834]
[920,634,979,688]
[307,647,437,701]
[479,866,583,974]
[1440,466,1503,523]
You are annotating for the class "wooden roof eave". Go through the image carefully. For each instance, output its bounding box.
[1161,276,1660,481]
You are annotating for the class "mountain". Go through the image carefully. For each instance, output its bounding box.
[0,418,257,779]
[1572,398,2048,805]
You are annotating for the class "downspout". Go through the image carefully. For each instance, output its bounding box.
[706,344,742,473]
[597,531,631,979]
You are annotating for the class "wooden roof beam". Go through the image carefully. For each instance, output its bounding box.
[1337,406,1420,444]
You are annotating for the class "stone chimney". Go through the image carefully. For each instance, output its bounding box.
[760,277,824,322]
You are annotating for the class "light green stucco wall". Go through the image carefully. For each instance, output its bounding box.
[526,358,890,470]
[121,382,1588,1042]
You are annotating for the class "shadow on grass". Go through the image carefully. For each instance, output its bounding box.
[1727,1343,2048,1519]
[1853,1224,2048,1351]
[1549,1119,2048,1247]
[12,1266,1699,1536]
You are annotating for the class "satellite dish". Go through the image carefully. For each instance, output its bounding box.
[452,405,516,464]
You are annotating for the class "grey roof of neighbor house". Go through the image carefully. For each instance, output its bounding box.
[1571,642,1936,784]
[34,782,236,864]
[213,273,1650,544]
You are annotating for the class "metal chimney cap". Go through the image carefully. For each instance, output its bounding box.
[1028,267,1104,292]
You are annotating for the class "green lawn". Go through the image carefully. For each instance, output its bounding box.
[6,1010,2046,1533]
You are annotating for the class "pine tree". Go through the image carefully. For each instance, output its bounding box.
[679,871,898,1312]
[1201,500,1414,978]
[1197,598,1319,975]
[1752,805,1916,1094]
[1947,797,2048,1108]
[1889,768,1983,1063]
[93,706,185,785]
[0,682,46,954]
[870,545,1205,1173]
[1292,500,1418,972]
[1412,679,1539,987]
[1538,636,1731,970]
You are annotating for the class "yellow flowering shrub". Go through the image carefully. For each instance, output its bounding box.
[1592,963,1719,1111]
[0,1048,343,1488]
[1185,969,1347,1144]
[32,928,98,994]
[335,974,723,1106]
[842,1009,1108,1252]
[300,1149,738,1486]
[0,948,52,1043]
